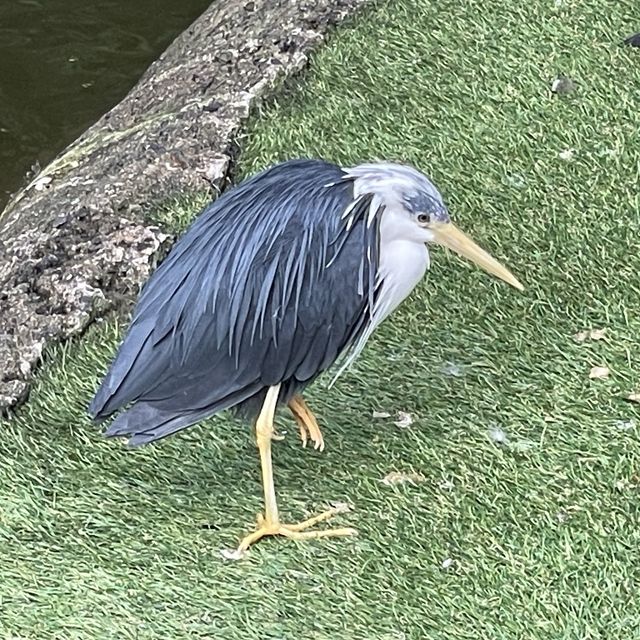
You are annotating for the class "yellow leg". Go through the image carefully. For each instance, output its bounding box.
[289,394,324,451]
[235,385,356,554]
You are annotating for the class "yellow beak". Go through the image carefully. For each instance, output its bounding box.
[429,222,524,291]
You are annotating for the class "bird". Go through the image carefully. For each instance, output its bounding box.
[624,32,640,47]
[89,158,523,554]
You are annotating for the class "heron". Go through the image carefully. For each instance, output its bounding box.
[89,158,522,553]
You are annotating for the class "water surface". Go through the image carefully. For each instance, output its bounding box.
[0,0,212,210]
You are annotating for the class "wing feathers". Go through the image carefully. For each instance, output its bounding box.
[90,159,382,440]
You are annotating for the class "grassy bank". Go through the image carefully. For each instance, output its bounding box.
[2,0,640,637]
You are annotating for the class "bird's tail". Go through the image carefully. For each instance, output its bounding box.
[103,402,209,446]
[102,382,264,446]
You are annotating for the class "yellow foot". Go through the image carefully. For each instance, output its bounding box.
[235,506,356,555]
[289,395,325,451]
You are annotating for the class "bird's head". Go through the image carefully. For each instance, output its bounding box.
[345,162,523,291]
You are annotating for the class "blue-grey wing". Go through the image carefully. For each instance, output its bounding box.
[89,159,379,443]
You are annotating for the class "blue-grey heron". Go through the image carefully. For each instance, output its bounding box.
[89,158,522,553]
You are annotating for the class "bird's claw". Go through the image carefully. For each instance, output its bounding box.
[289,395,325,451]
[298,421,324,451]
[236,507,357,554]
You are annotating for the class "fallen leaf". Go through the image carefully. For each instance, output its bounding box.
[382,471,426,486]
[372,410,391,419]
[440,361,465,377]
[394,412,413,428]
[614,418,636,431]
[439,478,455,491]
[509,439,537,452]
[220,548,246,561]
[551,75,576,95]
[488,426,508,444]
[615,479,630,492]
[556,506,581,523]
[328,501,351,513]
[441,558,454,569]
[503,172,526,189]
[589,366,610,379]
[574,328,607,343]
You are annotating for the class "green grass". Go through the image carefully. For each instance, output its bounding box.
[3,0,640,637]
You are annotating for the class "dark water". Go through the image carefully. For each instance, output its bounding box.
[0,0,212,210]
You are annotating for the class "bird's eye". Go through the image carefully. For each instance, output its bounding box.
[417,213,430,224]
